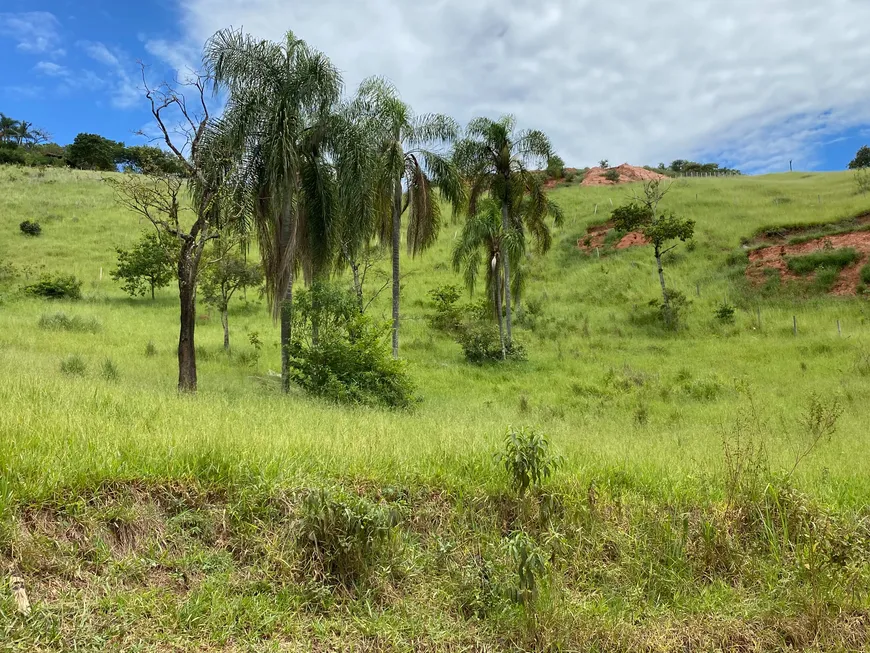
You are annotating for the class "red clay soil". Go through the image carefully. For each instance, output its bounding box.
[581,163,669,187]
[747,232,870,295]
[578,220,648,252]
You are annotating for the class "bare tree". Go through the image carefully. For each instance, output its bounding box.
[109,65,228,392]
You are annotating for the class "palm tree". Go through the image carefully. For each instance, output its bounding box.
[452,198,525,357]
[204,28,343,392]
[453,115,564,349]
[0,114,19,144]
[13,121,33,146]
[352,78,464,358]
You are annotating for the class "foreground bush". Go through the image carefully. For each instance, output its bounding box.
[456,322,526,363]
[288,284,416,409]
[24,273,82,300]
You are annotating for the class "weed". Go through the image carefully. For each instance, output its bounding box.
[59,354,87,377]
[788,393,843,477]
[38,312,101,333]
[297,487,399,587]
[633,403,650,426]
[145,340,157,357]
[503,531,548,607]
[498,427,560,496]
[100,358,119,382]
[860,263,870,286]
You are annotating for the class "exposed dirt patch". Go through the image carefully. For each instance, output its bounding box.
[582,163,669,187]
[577,220,648,252]
[747,232,870,295]
[747,213,870,248]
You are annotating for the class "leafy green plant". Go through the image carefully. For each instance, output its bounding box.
[455,323,525,364]
[427,284,464,333]
[603,168,620,183]
[59,354,87,377]
[144,340,157,357]
[860,263,870,285]
[714,300,736,324]
[498,427,560,496]
[503,531,548,607]
[38,312,101,333]
[288,284,416,409]
[19,220,41,236]
[786,247,859,275]
[24,273,82,300]
[297,487,399,587]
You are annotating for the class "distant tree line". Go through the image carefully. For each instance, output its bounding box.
[652,160,741,176]
[0,112,182,173]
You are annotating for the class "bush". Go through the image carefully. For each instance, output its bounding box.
[455,323,525,364]
[714,301,736,324]
[498,427,560,496]
[860,264,870,285]
[603,169,621,183]
[24,273,82,300]
[0,148,26,166]
[814,266,842,292]
[644,289,690,329]
[38,312,101,333]
[59,354,87,377]
[288,284,416,409]
[145,340,157,357]
[19,220,41,236]
[786,247,859,275]
[297,487,399,587]
[427,284,464,333]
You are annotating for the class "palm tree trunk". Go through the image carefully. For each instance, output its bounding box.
[279,205,297,393]
[391,177,402,359]
[177,242,198,393]
[499,201,513,349]
[494,256,506,360]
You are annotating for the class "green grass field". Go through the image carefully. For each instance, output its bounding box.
[2,165,870,650]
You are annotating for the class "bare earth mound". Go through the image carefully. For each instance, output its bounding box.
[747,232,870,295]
[578,220,648,252]
[582,163,669,186]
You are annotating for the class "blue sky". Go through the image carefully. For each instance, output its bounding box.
[2,1,870,173]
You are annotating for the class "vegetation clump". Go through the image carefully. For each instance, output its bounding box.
[287,284,416,409]
[112,232,176,300]
[786,247,859,275]
[19,220,41,236]
[59,354,87,377]
[38,312,101,333]
[24,273,82,300]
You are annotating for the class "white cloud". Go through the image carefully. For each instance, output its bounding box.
[34,61,69,77]
[77,40,141,109]
[177,0,870,172]
[0,11,63,56]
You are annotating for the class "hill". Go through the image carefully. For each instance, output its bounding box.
[2,166,870,650]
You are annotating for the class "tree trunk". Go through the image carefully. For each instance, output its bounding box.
[279,205,297,394]
[351,260,364,313]
[151,283,155,301]
[499,200,513,349]
[177,244,197,393]
[655,245,670,323]
[221,308,229,352]
[391,177,402,359]
[494,256,506,360]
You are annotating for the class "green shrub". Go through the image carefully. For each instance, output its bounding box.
[297,487,399,587]
[814,266,841,292]
[145,341,157,357]
[603,169,620,183]
[288,284,416,409]
[38,312,101,333]
[0,148,26,166]
[498,427,560,496]
[59,354,87,377]
[427,284,464,333]
[24,274,82,300]
[860,264,870,285]
[503,531,548,607]
[714,301,736,324]
[786,247,859,275]
[19,220,41,236]
[455,323,525,364]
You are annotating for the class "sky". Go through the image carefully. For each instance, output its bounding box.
[2,0,870,174]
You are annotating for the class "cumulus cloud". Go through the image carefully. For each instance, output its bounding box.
[0,11,64,56]
[176,0,870,172]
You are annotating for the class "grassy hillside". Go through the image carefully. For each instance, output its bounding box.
[2,165,870,650]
